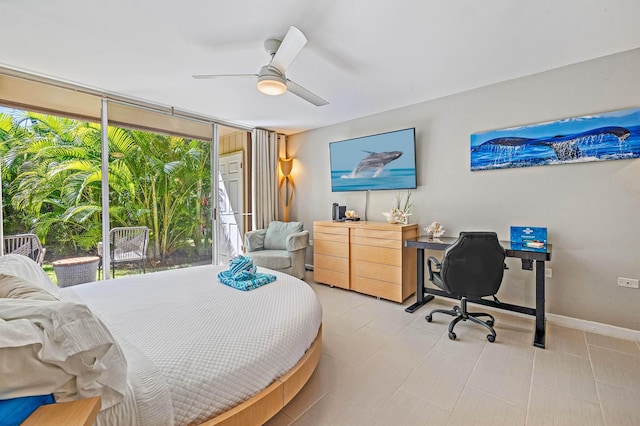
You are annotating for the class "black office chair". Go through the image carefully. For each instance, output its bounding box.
[425,232,506,342]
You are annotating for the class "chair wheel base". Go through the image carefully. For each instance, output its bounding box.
[426,301,497,343]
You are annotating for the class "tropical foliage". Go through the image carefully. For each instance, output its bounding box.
[0,109,212,262]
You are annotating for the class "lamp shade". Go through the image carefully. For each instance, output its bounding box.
[279,157,293,176]
[257,67,287,96]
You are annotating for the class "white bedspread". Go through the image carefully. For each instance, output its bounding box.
[60,265,322,425]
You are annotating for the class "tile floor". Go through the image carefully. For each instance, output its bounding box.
[265,272,640,426]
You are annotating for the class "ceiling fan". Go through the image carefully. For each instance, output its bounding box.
[193,26,329,107]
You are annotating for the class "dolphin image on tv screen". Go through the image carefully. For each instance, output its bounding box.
[346,150,403,178]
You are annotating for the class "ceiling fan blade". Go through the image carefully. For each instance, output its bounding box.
[286,79,328,106]
[192,74,257,79]
[270,26,307,73]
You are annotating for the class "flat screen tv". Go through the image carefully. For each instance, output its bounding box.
[329,128,417,192]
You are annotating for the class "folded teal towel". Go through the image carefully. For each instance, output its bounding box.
[229,255,255,276]
[218,256,276,291]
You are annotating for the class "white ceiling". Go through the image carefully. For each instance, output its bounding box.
[1,1,639,135]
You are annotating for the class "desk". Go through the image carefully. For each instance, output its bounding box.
[404,236,552,348]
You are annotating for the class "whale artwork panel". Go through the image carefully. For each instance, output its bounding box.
[470,107,640,171]
[329,128,417,192]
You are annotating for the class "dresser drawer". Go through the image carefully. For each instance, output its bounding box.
[314,240,349,258]
[353,276,402,302]
[353,228,402,240]
[315,253,349,274]
[352,245,401,266]
[315,231,349,244]
[314,225,349,236]
[314,268,350,289]
[352,236,402,249]
[353,260,402,284]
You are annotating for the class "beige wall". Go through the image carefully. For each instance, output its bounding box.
[288,48,640,331]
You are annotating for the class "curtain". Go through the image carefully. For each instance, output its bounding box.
[252,129,278,229]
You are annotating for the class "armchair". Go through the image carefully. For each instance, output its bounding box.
[244,221,309,279]
[425,232,506,342]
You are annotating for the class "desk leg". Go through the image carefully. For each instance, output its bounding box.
[534,260,546,348]
[405,247,434,313]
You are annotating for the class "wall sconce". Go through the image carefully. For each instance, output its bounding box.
[279,157,295,222]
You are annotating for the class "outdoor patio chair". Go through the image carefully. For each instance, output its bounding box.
[98,226,149,278]
[3,233,47,265]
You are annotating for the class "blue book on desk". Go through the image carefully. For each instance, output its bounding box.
[510,226,547,249]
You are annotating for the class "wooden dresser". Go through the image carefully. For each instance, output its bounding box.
[313,221,418,302]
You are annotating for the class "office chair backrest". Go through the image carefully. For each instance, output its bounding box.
[440,232,506,298]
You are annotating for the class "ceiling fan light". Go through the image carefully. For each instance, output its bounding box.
[257,74,287,96]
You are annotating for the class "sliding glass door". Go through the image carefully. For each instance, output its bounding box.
[0,104,220,283]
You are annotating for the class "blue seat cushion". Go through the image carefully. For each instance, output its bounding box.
[0,394,55,426]
[247,250,292,270]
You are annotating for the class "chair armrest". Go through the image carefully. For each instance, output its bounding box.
[286,230,309,252]
[427,256,441,281]
[37,247,46,266]
[244,229,266,252]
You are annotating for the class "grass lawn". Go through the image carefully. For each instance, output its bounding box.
[44,258,211,286]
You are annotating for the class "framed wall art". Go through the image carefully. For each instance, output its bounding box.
[470,107,640,171]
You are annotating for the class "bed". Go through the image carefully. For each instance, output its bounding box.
[0,254,323,425]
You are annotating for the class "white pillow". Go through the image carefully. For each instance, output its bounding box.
[0,299,127,410]
[0,274,59,301]
[0,254,59,299]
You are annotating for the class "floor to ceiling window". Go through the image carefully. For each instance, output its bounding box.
[1,105,214,283]
[0,71,260,284]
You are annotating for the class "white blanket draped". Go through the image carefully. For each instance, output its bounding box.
[61,265,322,425]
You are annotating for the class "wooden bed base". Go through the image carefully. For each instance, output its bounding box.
[203,324,322,426]
[26,324,322,426]
[23,396,101,426]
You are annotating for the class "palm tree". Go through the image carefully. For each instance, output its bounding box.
[119,131,211,261]
[3,109,211,263]
[5,113,103,249]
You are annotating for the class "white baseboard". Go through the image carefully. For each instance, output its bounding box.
[546,313,640,342]
[433,296,640,341]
